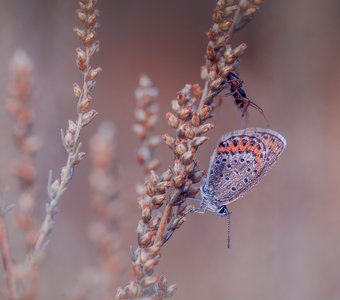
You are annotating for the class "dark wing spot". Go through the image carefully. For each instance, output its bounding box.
[226,177,230,181]
[234,160,237,163]
[244,178,249,183]
[250,140,255,146]
[219,142,225,147]
[231,187,236,191]
[222,158,227,162]
[233,139,239,147]
[220,173,223,177]
[240,158,245,162]
[227,164,231,169]
[242,138,247,146]
[257,145,262,150]
[247,168,251,172]
[216,160,220,164]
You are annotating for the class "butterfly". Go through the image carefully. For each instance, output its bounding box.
[192,128,286,246]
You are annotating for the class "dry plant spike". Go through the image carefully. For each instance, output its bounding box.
[5,50,40,253]
[133,75,161,174]
[70,122,124,300]
[0,207,18,300]
[116,1,264,299]
[29,0,101,265]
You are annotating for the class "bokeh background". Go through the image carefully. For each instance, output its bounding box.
[0,0,340,299]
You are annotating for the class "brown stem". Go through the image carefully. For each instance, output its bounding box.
[0,213,18,300]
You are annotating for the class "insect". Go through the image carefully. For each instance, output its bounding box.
[194,128,286,246]
[213,72,270,126]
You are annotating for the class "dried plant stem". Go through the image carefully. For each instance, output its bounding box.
[0,211,18,300]
[5,50,39,253]
[28,0,101,265]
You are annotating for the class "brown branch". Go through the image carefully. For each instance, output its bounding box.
[0,210,18,300]
[27,0,101,268]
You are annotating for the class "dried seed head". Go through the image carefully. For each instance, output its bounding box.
[166,112,179,128]
[81,109,98,127]
[162,134,175,149]
[192,136,209,148]
[174,142,187,156]
[73,83,82,99]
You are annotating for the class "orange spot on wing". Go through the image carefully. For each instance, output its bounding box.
[255,156,263,164]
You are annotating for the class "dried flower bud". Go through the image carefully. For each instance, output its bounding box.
[132,263,142,278]
[177,107,192,120]
[87,13,98,27]
[233,43,248,57]
[89,41,100,57]
[211,78,225,91]
[149,215,161,228]
[173,160,184,174]
[160,168,172,181]
[171,99,180,112]
[220,65,234,78]
[145,182,155,197]
[175,142,187,156]
[166,112,179,129]
[133,124,146,140]
[219,19,233,31]
[74,152,86,165]
[140,249,148,264]
[141,276,158,287]
[74,27,86,40]
[139,231,155,247]
[84,30,96,46]
[155,181,171,194]
[146,159,160,172]
[181,149,195,165]
[73,83,82,99]
[152,194,166,205]
[191,112,201,127]
[197,123,214,135]
[200,105,211,121]
[162,134,175,149]
[173,174,186,188]
[148,243,161,257]
[146,136,160,148]
[206,45,216,61]
[176,91,187,105]
[192,136,209,147]
[75,48,87,71]
[88,67,102,80]
[185,186,200,197]
[79,96,92,112]
[166,284,177,297]
[76,9,87,23]
[192,84,202,100]
[128,281,139,298]
[63,130,74,151]
[184,124,195,140]
[191,170,202,183]
[200,66,209,81]
[81,109,98,127]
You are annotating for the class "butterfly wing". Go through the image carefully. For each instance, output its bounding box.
[204,128,286,206]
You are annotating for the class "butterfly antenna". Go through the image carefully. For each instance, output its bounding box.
[227,212,231,248]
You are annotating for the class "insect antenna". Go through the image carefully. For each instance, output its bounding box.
[227,212,231,248]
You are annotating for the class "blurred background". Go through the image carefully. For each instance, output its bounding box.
[0,0,340,299]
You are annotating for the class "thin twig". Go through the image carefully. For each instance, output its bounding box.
[28,0,101,267]
[0,210,18,300]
